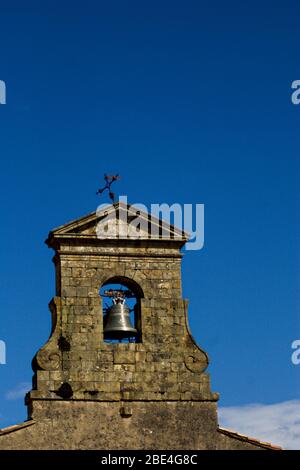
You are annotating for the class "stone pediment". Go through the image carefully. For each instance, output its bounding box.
[46,201,189,244]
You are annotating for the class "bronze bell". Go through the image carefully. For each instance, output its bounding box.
[103,297,137,340]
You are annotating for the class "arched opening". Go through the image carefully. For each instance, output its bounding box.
[100,276,143,343]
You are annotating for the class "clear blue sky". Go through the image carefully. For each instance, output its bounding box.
[0,1,299,428]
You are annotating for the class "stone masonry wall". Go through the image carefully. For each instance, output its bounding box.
[30,241,215,407]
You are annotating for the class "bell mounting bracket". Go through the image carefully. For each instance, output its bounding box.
[103,289,135,299]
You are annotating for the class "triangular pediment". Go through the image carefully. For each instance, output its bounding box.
[47,202,189,244]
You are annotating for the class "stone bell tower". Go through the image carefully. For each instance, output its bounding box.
[29,201,218,449]
[0,202,280,450]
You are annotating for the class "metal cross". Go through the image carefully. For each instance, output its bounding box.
[96,174,121,203]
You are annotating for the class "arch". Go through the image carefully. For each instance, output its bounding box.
[99,276,144,343]
[102,275,144,299]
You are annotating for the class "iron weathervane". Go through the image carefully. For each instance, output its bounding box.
[96,174,121,203]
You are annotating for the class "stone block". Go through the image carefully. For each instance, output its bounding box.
[114,351,136,365]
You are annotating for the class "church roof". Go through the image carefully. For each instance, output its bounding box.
[0,420,35,437]
[218,427,282,450]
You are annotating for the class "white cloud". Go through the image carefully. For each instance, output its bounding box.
[219,400,300,450]
[5,382,31,401]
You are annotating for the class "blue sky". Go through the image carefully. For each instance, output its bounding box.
[0,1,299,442]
